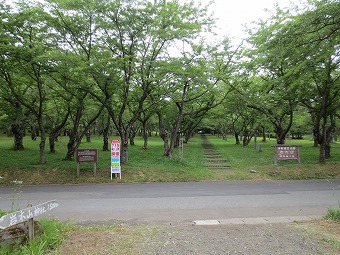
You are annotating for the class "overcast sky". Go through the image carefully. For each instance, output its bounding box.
[208,0,308,44]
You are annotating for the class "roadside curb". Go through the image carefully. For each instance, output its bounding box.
[193,215,323,226]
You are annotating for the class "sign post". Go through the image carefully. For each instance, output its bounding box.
[0,200,59,241]
[274,145,300,164]
[111,140,121,179]
[76,149,98,177]
[179,138,183,161]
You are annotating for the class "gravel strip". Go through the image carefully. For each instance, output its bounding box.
[141,223,335,255]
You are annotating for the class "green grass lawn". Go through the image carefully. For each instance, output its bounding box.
[0,134,339,185]
[0,134,339,255]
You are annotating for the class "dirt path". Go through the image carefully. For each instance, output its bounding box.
[55,220,339,255]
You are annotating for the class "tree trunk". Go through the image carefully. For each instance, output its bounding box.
[243,132,248,146]
[261,126,266,142]
[324,116,335,159]
[242,130,253,147]
[275,123,286,144]
[49,133,57,154]
[162,99,184,157]
[313,127,319,147]
[31,126,38,141]
[163,132,169,152]
[319,129,326,163]
[318,80,331,163]
[39,129,46,164]
[141,120,150,150]
[65,106,82,160]
[143,135,148,149]
[129,127,136,146]
[157,112,169,153]
[11,123,25,150]
[164,102,184,157]
[310,111,320,147]
[184,131,192,143]
[120,132,129,164]
[49,109,70,153]
[85,129,91,142]
[234,132,240,145]
[65,130,77,160]
[183,117,202,143]
[65,103,103,160]
[325,143,331,159]
[164,126,181,157]
[318,114,332,163]
[102,132,109,151]
[65,129,84,161]
[102,114,110,151]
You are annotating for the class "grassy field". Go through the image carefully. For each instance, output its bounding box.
[1,134,339,254]
[0,133,339,185]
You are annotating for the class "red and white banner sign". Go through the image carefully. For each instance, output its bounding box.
[111,140,121,179]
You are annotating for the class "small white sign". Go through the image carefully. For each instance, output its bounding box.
[0,200,59,230]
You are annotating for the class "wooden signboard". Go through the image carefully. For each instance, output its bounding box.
[274,145,300,163]
[76,149,98,162]
[76,149,98,177]
[0,200,59,241]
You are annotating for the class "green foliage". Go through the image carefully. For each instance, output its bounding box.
[1,0,340,169]
[320,207,340,249]
[0,218,70,255]
[325,207,340,222]
[0,209,6,217]
[0,134,339,185]
[243,0,340,158]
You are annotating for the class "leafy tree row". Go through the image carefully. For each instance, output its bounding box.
[0,0,339,165]
[0,0,234,164]
[196,0,339,163]
[243,0,340,163]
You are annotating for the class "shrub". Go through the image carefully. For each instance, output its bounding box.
[324,207,340,222]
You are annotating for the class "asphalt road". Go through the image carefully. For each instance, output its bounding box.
[0,179,339,225]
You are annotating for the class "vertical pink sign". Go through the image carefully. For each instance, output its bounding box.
[111,139,121,179]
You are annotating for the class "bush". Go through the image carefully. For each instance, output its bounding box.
[324,207,340,222]
[0,209,6,217]
[0,219,70,255]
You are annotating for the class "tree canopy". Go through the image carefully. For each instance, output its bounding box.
[0,0,339,165]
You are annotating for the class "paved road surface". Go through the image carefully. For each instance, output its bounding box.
[0,179,339,225]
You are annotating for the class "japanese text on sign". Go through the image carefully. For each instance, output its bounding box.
[0,200,59,230]
[111,139,121,179]
[274,145,300,163]
[76,149,98,163]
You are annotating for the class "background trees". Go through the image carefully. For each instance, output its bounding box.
[289,0,340,163]
[0,0,339,166]
[243,0,340,162]
[0,3,55,163]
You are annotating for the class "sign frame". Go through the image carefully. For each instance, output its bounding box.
[76,149,98,177]
[274,145,300,164]
[111,139,121,179]
[0,200,59,241]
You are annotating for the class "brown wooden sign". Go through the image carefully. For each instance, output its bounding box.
[76,149,98,177]
[76,149,98,163]
[274,145,300,163]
